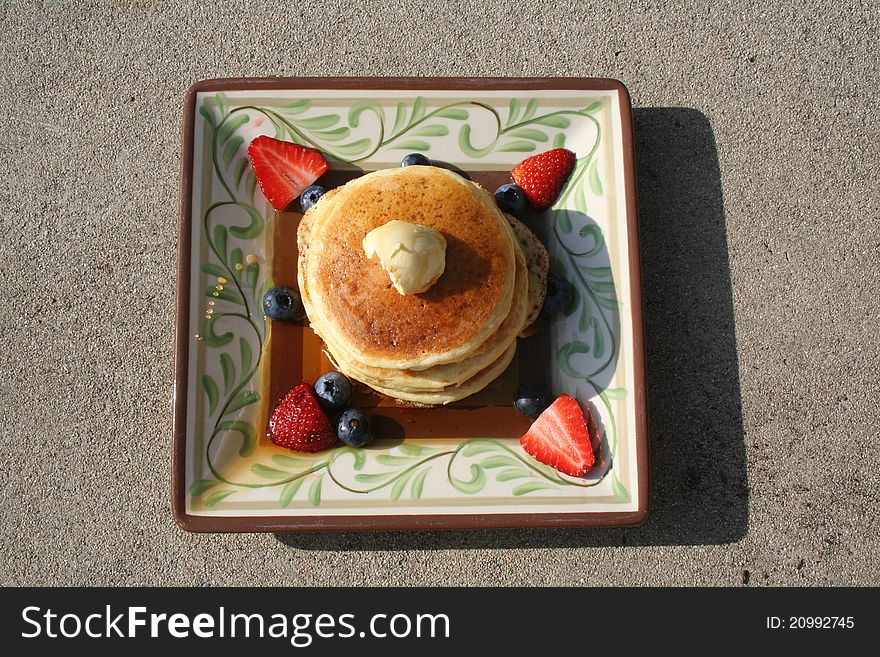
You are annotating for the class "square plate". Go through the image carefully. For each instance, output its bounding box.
[173,77,647,531]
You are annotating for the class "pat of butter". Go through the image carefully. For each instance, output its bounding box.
[362,220,447,295]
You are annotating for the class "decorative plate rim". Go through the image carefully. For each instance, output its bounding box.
[172,77,648,532]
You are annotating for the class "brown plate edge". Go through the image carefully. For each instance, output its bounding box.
[171,81,196,531]
[172,77,648,533]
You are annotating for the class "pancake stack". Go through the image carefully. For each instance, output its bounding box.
[297,166,547,405]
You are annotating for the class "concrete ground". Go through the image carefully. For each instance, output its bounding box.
[0,1,877,586]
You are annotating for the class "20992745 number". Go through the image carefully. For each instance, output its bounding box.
[789,617,854,629]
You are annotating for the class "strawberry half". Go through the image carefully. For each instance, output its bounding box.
[519,394,596,476]
[267,383,337,452]
[247,136,328,210]
[511,148,576,210]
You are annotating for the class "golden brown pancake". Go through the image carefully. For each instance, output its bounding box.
[317,227,530,392]
[299,166,516,371]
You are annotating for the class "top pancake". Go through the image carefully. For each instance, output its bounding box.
[298,166,517,371]
[310,218,530,393]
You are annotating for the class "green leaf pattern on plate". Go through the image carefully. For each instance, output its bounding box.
[190,92,628,510]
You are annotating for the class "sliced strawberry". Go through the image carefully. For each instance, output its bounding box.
[511,148,576,210]
[267,383,337,452]
[519,394,595,476]
[247,136,328,210]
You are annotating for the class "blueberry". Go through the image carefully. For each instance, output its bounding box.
[494,183,527,215]
[336,409,373,447]
[299,185,325,212]
[543,273,574,315]
[514,383,550,417]
[401,153,431,167]
[314,371,353,411]
[262,286,304,322]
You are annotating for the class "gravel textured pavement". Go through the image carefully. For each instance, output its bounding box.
[0,0,877,586]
